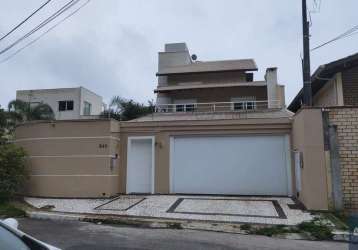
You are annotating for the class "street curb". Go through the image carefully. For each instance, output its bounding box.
[26,211,355,243]
[26,211,247,233]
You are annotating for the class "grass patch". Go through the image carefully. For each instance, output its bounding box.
[324,212,349,231]
[245,219,333,241]
[0,201,26,218]
[240,224,252,231]
[249,224,299,237]
[166,222,183,230]
[297,220,333,240]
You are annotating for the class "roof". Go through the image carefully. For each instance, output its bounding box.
[16,86,103,99]
[288,52,358,112]
[157,59,258,76]
[154,81,266,93]
[127,109,293,122]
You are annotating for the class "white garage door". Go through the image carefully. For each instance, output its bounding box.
[170,135,291,196]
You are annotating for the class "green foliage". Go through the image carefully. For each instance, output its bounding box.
[0,202,26,218]
[102,96,154,121]
[0,107,8,144]
[249,225,298,237]
[297,220,333,240]
[166,222,183,230]
[0,144,28,201]
[240,224,252,231]
[8,99,55,124]
[247,219,333,241]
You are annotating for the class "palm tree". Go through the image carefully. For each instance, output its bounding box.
[102,96,154,121]
[8,99,55,123]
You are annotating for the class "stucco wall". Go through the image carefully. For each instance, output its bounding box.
[15,117,293,198]
[328,108,358,212]
[79,87,103,116]
[16,87,103,120]
[15,120,120,198]
[120,117,292,194]
[166,71,247,86]
[313,73,344,107]
[17,88,82,120]
[292,108,329,210]
[164,86,267,105]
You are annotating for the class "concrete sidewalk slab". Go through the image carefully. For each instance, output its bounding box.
[25,195,313,226]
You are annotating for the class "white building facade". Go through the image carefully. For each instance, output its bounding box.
[16,87,103,120]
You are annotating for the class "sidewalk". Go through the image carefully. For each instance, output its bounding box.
[25,195,312,225]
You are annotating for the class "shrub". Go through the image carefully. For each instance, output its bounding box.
[0,144,27,201]
[0,202,26,218]
[240,224,252,231]
[250,225,293,237]
[297,221,333,240]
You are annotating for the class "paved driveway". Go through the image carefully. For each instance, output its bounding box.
[18,218,348,250]
[26,195,312,225]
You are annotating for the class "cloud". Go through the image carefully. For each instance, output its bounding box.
[0,0,357,108]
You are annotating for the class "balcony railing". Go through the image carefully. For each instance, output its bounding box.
[155,100,281,113]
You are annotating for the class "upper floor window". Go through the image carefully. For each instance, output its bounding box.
[174,99,197,112]
[231,97,256,111]
[83,101,92,115]
[58,101,74,111]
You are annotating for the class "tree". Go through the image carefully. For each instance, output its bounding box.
[0,107,27,201]
[0,143,27,201]
[102,96,154,121]
[0,107,8,144]
[8,99,55,124]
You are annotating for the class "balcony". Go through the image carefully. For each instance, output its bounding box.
[155,100,281,113]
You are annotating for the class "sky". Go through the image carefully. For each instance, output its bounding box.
[0,0,357,108]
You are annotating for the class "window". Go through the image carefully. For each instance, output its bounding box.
[58,101,74,111]
[186,104,195,112]
[231,97,256,111]
[83,101,92,115]
[0,225,30,250]
[175,104,196,112]
[176,104,185,112]
[174,99,197,112]
[246,101,256,110]
[233,102,244,110]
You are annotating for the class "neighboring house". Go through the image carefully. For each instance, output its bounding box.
[288,52,358,112]
[16,87,104,120]
[289,53,358,213]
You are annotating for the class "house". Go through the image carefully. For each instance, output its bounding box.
[16,87,104,120]
[289,53,358,213]
[15,43,296,202]
[120,43,293,197]
[155,43,285,112]
[288,52,358,112]
[21,43,353,214]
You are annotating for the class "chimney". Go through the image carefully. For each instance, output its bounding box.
[265,67,279,109]
[158,43,191,71]
[157,43,192,87]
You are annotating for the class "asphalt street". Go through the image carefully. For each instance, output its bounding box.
[18,218,349,250]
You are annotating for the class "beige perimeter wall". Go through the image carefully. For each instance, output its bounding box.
[15,120,120,198]
[292,108,329,210]
[119,118,293,194]
[16,117,294,198]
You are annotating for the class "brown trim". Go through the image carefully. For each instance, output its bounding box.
[154,82,266,93]
[156,68,258,77]
[166,198,287,219]
[94,197,146,211]
[24,195,119,200]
